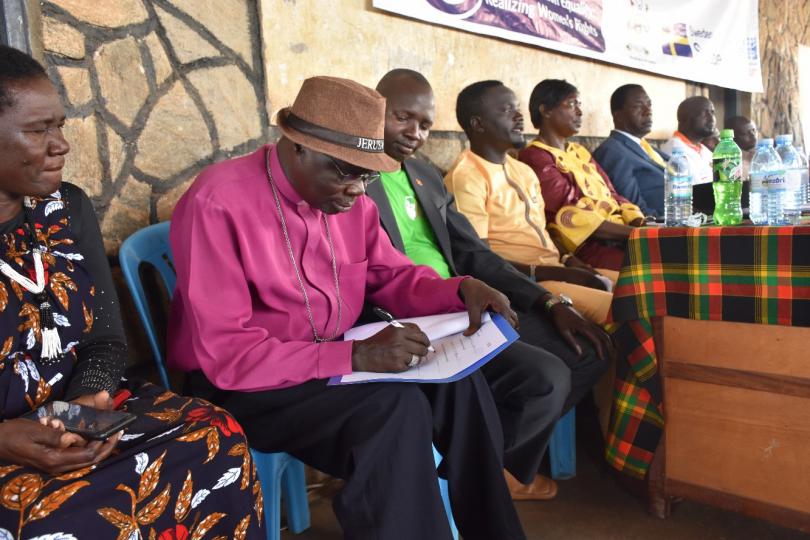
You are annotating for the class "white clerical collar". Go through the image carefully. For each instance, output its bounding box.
[615,130,643,147]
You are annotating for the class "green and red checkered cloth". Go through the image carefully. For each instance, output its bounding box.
[605,225,810,477]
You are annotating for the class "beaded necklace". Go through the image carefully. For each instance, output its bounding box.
[264,148,343,342]
[0,197,62,362]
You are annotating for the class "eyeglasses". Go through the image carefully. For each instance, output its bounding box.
[326,155,380,186]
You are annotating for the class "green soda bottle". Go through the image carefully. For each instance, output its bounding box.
[712,128,743,225]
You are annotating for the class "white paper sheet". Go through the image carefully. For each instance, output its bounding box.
[334,312,512,384]
[344,311,490,342]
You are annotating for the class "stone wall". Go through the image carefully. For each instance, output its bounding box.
[753,0,810,147]
[40,0,268,253]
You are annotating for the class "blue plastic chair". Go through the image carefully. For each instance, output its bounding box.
[549,408,576,480]
[120,222,464,538]
[120,222,310,539]
[433,446,458,540]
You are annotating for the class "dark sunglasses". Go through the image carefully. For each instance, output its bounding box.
[326,155,380,186]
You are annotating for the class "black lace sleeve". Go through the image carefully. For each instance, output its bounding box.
[61,183,127,400]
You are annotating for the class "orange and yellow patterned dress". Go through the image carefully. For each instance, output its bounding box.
[519,140,644,270]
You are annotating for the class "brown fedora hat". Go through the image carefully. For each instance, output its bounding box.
[277,76,399,173]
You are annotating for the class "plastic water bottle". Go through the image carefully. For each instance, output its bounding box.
[712,129,743,225]
[749,139,781,225]
[664,147,692,226]
[750,139,788,225]
[795,145,809,206]
[774,134,803,224]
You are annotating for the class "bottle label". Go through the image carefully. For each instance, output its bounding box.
[760,170,787,191]
[713,157,742,182]
[784,169,801,190]
[669,175,691,199]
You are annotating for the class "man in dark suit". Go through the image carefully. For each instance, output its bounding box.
[368,69,613,500]
[592,84,667,218]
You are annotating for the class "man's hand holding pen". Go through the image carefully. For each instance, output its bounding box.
[351,320,432,373]
[351,278,516,374]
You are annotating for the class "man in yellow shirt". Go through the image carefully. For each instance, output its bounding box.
[445,80,616,324]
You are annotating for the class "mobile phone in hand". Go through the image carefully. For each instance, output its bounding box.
[24,400,136,440]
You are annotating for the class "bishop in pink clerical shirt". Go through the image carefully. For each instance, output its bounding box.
[166,76,528,540]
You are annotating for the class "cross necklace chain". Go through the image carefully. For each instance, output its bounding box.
[264,148,342,342]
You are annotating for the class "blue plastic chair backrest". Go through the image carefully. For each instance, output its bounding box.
[121,223,312,540]
[119,221,175,388]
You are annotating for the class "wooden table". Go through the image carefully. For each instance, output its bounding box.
[604,225,810,531]
[648,316,810,532]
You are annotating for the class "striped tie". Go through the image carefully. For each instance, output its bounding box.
[640,138,666,168]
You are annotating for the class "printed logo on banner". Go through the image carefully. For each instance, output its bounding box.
[661,23,693,58]
[432,0,485,17]
[426,0,606,52]
[746,37,760,75]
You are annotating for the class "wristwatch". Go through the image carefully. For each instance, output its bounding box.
[544,293,574,312]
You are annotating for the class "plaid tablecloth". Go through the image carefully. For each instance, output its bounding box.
[605,225,810,478]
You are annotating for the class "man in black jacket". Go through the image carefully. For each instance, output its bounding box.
[368,69,612,499]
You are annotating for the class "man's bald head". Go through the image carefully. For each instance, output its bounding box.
[676,96,711,123]
[676,96,716,143]
[376,69,432,98]
[376,69,435,162]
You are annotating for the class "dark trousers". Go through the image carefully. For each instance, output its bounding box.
[516,307,609,413]
[483,307,608,483]
[186,370,526,540]
[480,338,570,483]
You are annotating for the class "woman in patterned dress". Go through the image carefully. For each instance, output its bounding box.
[0,46,262,539]
[518,79,646,271]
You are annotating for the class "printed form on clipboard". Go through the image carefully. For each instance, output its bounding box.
[328,311,518,385]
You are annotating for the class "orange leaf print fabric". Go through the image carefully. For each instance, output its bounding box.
[0,384,263,539]
[234,514,251,540]
[48,272,77,311]
[138,450,167,502]
[191,512,226,540]
[97,507,137,538]
[0,473,42,511]
[27,480,89,521]
[174,471,193,522]
[0,466,21,480]
[136,483,171,525]
[0,337,12,361]
[0,283,7,313]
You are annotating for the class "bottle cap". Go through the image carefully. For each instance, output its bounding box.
[775,134,792,145]
[670,147,684,155]
[756,138,773,147]
[720,128,735,139]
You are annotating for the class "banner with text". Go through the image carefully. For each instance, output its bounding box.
[373,0,762,92]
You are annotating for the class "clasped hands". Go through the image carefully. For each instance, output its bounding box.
[351,278,516,373]
[0,390,122,474]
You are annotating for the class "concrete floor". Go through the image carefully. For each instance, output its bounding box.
[281,408,809,540]
[281,447,809,540]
